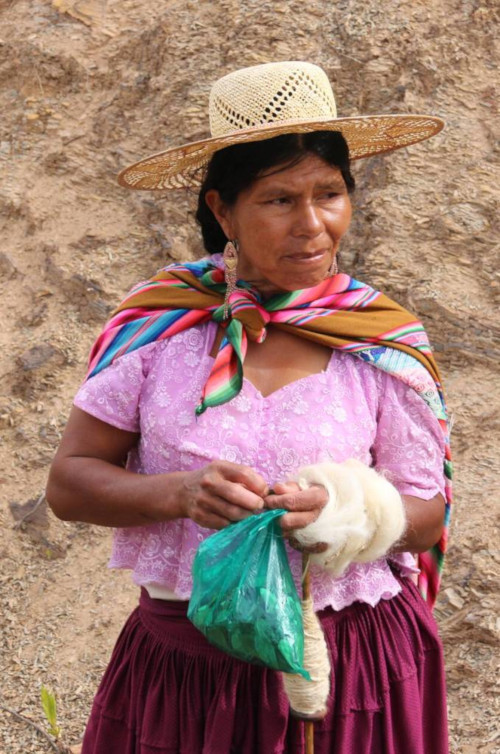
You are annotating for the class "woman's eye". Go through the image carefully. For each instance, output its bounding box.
[267,196,290,205]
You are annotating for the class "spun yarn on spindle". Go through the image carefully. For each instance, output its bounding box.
[282,594,331,720]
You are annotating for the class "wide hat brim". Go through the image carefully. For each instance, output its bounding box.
[117,113,444,191]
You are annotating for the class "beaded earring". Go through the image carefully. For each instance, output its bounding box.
[223,239,239,319]
[328,255,338,277]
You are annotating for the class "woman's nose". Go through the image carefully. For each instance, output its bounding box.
[293,203,323,237]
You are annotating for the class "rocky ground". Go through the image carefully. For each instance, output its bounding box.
[0,0,498,752]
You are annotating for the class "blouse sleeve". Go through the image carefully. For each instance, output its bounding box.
[371,372,446,500]
[73,342,158,432]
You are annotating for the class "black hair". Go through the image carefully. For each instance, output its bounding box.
[195,131,355,255]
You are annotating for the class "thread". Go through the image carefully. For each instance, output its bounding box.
[282,595,331,719]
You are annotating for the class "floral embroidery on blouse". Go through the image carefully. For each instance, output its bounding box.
[74,321,445,611]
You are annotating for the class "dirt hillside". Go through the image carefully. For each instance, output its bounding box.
[0,1,498,752]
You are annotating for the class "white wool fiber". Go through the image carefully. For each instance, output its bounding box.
[342,459,406,563]
[292,462,371,577]
[291,460,406,575]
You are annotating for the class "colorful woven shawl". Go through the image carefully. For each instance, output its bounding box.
[87,257,452,607]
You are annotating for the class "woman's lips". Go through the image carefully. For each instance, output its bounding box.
[284,249,329,264]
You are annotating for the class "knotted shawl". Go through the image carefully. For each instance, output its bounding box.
[87,257,452,607]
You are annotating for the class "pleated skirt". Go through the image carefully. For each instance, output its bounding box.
[81,574,448,754]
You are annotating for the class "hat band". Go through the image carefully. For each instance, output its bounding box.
[210,113,338,139]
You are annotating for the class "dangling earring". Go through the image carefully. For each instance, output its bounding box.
[223,239,239,319]
[328,255,338,277]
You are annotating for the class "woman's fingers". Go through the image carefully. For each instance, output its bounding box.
[264,483,327,513]
[205,494,256,523]
[202,474,265,512]
[189,493,256,529]
[270,481,300,497]
[182,461,268,528]
[264,482,328,533]
[183,460,271,528]
[185,465,329,533]
[215,460,270,497]
[279,510,323,532]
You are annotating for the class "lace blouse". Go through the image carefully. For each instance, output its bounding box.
[74,320,445,611]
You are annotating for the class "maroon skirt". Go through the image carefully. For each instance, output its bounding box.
[81,575,448,754]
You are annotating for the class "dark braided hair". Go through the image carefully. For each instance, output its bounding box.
[195,131,355,255]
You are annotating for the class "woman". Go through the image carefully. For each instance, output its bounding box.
[47,62,451,753]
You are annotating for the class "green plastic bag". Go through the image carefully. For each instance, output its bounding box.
[188,509,310,679]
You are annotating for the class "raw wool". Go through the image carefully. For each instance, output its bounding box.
[293,462,369,576]
[343,459,406,563]
[282,596,331,720]
[292,461,406,576]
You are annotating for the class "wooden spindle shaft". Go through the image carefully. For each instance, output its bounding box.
[305,720,315,753]
[302,553,315,754]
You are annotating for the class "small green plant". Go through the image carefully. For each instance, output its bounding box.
[41,685,61,740]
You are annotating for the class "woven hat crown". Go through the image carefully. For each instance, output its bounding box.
[209,62,337,137]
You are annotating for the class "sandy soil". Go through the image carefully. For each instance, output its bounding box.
[0,0,498,752]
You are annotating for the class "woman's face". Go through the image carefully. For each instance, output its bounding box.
[205,154,352,296]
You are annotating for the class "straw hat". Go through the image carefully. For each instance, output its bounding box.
[118,61,444,191]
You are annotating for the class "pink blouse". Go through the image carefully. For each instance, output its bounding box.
[74,321,445,611]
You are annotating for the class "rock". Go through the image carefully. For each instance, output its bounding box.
[442,587,465,610]
[0,252,19,280]
[43,150,71,175]
[70,234,106,252]
[444,203,489,233]
[65,273,111,322]
[17,344,58,371]
[9,495,49,529]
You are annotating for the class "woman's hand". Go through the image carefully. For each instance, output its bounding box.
[264,481,329,553]
[47,407,269,529]
[180,461,269,530]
